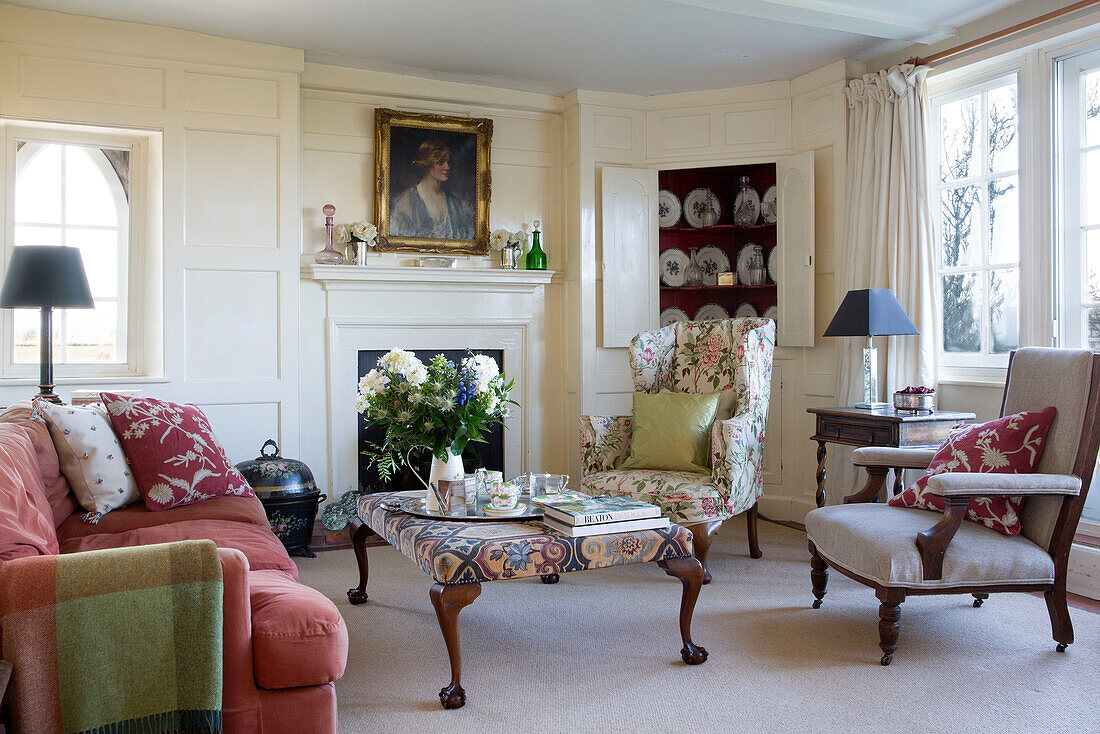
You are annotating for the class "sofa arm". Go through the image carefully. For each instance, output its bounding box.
[579,415,633,475]
[710,410,765,512]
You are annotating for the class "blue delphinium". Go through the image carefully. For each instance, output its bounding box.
[455,366,476,407]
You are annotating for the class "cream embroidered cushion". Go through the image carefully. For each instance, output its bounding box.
[36,400,139,521]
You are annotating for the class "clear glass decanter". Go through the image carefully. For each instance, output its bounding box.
[684,248,704,287]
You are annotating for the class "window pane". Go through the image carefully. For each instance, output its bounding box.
[1086,68,1100,148]
[1088,308,1100,352]
[941,95,980,181]
[65,301,118,364]
[987,84,1018,173]
[942,273,981,352]
[1086,148,1100,227]
[941,184,981,267]
[68,228,119,298]
[1086,229,1100,304]
[13,143,62,225]
[989,175,1018,265]
[13,309,39,364]
[989,269,1018,353]
[65,146,120,227]
[13,225,62,247]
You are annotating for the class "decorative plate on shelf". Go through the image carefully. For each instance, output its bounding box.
[660,248,690,287]
[683,188,721,228]
[696,245,730,286]
[733,177,761,226]
[767,246,779,284]
[762,185,778,224]
[658,190,682,228]
[736,243,766,285]
[694,302,729,321]
[734,302,758,319]
[660,307,690,327]
[764,305,778,324]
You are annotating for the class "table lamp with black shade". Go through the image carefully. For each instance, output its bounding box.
[0,246,94,404]
[824,288,918,409]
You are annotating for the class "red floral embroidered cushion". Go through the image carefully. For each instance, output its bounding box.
[888,407,1057,535]
[99,392,253,511]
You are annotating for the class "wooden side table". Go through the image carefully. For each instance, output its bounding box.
[807,406,976,507]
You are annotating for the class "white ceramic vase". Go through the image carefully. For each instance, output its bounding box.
[424,449,464,512]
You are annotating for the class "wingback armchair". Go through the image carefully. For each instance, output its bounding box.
[579,318,776,582]
[805,348,1100,665]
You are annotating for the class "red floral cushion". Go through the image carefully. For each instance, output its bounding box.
[100,392,253,511]
[888,407,1057,535]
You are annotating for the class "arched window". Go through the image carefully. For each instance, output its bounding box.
[11,141,130,365]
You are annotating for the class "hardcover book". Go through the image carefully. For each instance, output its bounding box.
[542,515,670,538]
[541,495,662,526]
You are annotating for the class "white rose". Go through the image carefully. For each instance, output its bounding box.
[489,228,510,251]
[333,224,350,245]
[352,221,378,243]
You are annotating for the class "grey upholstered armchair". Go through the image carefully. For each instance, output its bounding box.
[804,348,1100,665]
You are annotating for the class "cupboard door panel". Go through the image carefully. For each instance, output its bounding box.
[776,151,815,347]
[601,166,658,347]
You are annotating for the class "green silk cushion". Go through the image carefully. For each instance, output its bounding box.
[621,391,722,473]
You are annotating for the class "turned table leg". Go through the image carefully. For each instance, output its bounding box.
[346,518,375,605]
[658,557,708,665]
[892,468,905,497]
[430,582,482,709]
[815,439,827,508]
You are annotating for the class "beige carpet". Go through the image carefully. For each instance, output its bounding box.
[296,520,1100,733]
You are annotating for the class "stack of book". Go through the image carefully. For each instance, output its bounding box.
[540,495,668,537]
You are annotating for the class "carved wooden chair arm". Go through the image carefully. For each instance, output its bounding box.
[843,466,891,504]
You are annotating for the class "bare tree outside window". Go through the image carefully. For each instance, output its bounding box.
[935,79,1019,359]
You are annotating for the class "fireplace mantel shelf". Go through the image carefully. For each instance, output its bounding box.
[302,264,557,290]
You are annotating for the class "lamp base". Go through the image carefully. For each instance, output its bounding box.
[36,386,62,404]
[852,401,891,410]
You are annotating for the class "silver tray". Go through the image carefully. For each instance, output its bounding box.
[396,496,544,522]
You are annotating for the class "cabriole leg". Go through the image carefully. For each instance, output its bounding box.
[430,582,482,709]
[658,557,708,665]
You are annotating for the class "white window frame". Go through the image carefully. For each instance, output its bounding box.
[930,70,1023,380]
[0,121,155,379]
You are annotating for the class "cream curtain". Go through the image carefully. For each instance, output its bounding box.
[832,64,938,497]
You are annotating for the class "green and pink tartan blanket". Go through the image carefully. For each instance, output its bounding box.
[0,539,224,734]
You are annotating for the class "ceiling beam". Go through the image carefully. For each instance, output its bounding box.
[662,0,956,43]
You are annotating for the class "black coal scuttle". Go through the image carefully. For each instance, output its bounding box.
[236,440,326,558]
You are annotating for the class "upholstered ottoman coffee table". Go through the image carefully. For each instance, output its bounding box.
[346,490,708,709]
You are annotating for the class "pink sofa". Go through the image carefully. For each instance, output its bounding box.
[0,402,348,733]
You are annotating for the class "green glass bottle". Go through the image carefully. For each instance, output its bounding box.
[525,228,547,270]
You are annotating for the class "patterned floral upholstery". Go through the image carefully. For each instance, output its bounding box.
[579,318,775,526]
[358,491,694,585]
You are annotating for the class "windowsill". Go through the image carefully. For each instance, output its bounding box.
[0,375,170,386]
[937,377,1008,389]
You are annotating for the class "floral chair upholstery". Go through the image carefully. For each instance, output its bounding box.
[580,318,776,580]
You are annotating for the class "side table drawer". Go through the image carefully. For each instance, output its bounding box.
[818,420,896,446]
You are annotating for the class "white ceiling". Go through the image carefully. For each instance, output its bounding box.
[10,0,1025,95]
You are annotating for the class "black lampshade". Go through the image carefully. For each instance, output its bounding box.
[823,288,918,337]
[0,246,94,309]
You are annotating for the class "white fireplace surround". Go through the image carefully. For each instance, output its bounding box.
[303,264,558,499]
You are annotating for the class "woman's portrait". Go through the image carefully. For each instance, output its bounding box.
[389,136,474,239]
[374,109,493,254]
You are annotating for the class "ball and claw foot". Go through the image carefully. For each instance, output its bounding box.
[347,588,368,605]
[439,683,466,709]
[540,574,560,584]
[973,598,984,608]
[812,599,823,609]
[1056,643,1068,653]
[880,653,893,666]
[680,643,709,665]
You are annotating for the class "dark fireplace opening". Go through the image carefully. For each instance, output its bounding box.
[357,349,506,493]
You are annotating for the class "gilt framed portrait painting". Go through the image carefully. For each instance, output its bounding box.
[374,108,493,255]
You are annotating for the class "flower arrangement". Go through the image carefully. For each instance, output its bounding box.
[333,220,379,249]
[489,223,529,251]
[355,348,515,474]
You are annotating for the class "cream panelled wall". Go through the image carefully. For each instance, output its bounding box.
[562,61,860,520]
[0,4,304,463]
[297,63,565,495]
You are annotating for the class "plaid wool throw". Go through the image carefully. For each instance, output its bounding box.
[0,539,224,734]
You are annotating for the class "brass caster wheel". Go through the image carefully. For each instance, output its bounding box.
[880,653,893,666]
